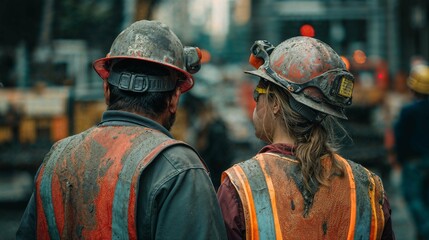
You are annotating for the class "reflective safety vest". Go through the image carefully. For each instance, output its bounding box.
[35,126,193,239]
[223,153,385,240]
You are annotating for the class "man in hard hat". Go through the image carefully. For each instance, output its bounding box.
[17,20,227,240]
[217,37,395,239]
[394,63,429,240]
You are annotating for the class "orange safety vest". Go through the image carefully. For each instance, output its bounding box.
[35,126,190,239]
[223,153,385,240]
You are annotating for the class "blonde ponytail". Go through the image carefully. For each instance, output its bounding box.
[267,85,346,193]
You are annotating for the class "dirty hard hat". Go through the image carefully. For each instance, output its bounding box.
[407,64,429,94]
[93,20,201,93]
[245,36,354,120]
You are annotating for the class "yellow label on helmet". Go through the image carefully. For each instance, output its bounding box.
[338,77,353,98]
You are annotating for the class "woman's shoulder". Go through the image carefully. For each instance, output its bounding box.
[340,157,385,190]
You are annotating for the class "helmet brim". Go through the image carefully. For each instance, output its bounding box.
[93,56,194,93]
[245,69,348,119]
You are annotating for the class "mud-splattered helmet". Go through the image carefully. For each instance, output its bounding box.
[246,36,354,121]
[93,20,201,93]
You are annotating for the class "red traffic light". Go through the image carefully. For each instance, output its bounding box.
[300,24,315,37]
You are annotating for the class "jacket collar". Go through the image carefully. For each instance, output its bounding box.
[98,110,173,138]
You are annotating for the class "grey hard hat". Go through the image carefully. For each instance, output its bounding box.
[93,20,201,93]
[246,36,354,120]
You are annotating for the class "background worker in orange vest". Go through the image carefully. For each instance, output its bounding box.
[217,37,395,239]
[393,63,429,240]
[17,20,227,239]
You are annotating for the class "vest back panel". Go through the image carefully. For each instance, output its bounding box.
[35,126,184,239]
[224,153,385,240]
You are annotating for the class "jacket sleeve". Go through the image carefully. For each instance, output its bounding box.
[157,168,227,239]
[139,146,227,240]
[16,193,36,240]
[393,106,412,164]
[381,193,396,240]
[16,163,45,240]
[217,176,245,240]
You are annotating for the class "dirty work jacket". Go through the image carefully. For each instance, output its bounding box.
[394,99,429,164]
[218,143,393,240]
[17,110,227,240]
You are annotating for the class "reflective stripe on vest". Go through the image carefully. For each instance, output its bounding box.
[224,153,385,240]
[39,137,74,240]
[111,138,182,239]
[236,159,276,240]
[35,126,192,239]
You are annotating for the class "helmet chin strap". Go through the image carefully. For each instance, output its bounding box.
[288,96,325,123]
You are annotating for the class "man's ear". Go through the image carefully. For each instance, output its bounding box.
[103,80,110,105]
[169,88,181,114]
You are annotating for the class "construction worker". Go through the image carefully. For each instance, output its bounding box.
[217,37,395,239]
[394,63,429,240]
[17,20,227,239]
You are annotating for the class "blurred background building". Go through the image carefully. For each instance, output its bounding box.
[0,0,427,239]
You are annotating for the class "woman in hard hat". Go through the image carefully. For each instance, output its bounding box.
[217,37,395,239]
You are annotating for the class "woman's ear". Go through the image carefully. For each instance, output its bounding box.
[272,98,280,116]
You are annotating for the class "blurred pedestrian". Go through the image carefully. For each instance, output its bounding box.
[187,94,235,190]
[394,63,429,240]
[17,20,227,239]
[381,70,412,169]
[217,37,395,239]
[5,103,21,145]
[178,65,235,191]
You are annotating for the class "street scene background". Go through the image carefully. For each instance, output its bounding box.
[1,0,428,239]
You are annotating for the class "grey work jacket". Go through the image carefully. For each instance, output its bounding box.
[17,110,227,240]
